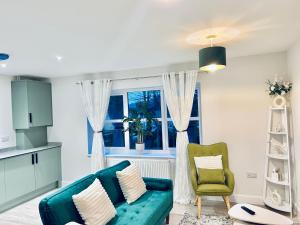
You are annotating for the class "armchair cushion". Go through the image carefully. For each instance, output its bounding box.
[198,169,225,185]
[196,184,232,196]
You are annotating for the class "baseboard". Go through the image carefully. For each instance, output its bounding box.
[204,194,263,205]
[231,194,264,205]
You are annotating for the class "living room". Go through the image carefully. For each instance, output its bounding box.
[0,1,299,225]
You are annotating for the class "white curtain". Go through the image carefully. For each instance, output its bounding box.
[162,70,198,204]
[79,79,112,172]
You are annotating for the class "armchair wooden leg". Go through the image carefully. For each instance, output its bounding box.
[194,196,198,206]
[222,196,231,211]
[197,196,202,219]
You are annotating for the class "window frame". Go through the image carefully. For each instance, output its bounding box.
[101,84,202,155]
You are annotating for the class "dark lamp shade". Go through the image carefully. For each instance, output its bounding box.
[199,46,226,72]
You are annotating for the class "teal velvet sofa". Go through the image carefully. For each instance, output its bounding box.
[39,161,173,225]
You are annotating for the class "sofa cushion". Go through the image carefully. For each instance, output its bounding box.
[39,174,96,225]
[116,164,146,204]
[72,179,116,225]
[95,160,130,205]
[107,190,173,225]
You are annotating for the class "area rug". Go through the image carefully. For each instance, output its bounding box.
[178,212,234,225]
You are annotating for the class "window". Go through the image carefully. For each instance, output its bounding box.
[87,87,202,154]
[128,90,163,150]
[167,90,200,148]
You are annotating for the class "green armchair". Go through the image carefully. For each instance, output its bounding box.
[188,142,235,218]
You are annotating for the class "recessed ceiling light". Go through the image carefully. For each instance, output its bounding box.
[186,27,240,45]
[0,53,9,61]
[1,64,7,68]
[55,55,63,62]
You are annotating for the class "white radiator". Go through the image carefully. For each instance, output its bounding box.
[107,158,175,180]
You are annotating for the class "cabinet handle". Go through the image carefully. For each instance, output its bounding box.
[35,153,38,164]
[31,154,35,165]
[29,113,33,124]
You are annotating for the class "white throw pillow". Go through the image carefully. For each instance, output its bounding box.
[194,155,223,171]
[116,164,147,204]
[72,179,116,225]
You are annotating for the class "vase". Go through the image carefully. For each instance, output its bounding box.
[135,143,145,153]
[272,95,287,108]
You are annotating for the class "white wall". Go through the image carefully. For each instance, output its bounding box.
[48,52,287,203]
[200,53,287,203]
[0,76,15,149]
[288,40,300,211]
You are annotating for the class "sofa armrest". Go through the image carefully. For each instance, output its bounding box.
[224,169,235,192]
[143,177,173,191]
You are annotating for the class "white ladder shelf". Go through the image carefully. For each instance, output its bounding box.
[263,106,292,214]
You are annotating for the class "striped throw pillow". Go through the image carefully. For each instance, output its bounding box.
[116,164,147,204]
[72,179,116,225]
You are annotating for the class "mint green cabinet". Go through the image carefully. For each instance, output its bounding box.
[4,154,36,201]
[11,80,53,129]
[0,146,61,212]
[35,148,61,189]
[0,160,5,204]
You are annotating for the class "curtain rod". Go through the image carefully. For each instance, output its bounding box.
[75,71,199,84]
[75,74,162,85]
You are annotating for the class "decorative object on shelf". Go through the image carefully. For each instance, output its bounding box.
[271,168,279,182]
[266,78,292,107]
[270,189,282,206]
[272,95,286,108]
[123,101,158,152]
[270,139,287,154]
[275,122,284,133]
[271,168,283,182]
[199,35,226,73]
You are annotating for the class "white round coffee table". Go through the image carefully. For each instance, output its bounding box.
[228,203,293,225]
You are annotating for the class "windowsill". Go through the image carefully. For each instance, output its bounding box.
[105,151,176,159]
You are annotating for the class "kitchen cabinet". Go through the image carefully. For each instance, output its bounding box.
[0,144,61,212]
[11,80,53,129]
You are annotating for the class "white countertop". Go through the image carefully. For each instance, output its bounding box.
[0,142,62,160]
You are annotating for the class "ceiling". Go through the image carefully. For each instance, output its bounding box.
[0,0,299,77]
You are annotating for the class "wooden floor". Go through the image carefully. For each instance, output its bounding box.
[0,191,299,225]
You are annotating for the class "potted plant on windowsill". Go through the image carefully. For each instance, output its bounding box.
[123,101,157,152]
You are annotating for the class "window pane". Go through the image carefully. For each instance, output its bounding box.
[128,90,161,118]
[87,121,93,154]
[191,90,199,117]
[87,121,125,154]
[103,122,125,147]
[168,120,200,148]
[167,90,199,118]
[129,121,162,150]
[106,95,124,120]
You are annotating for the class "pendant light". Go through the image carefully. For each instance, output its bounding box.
[199,35,226,72]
